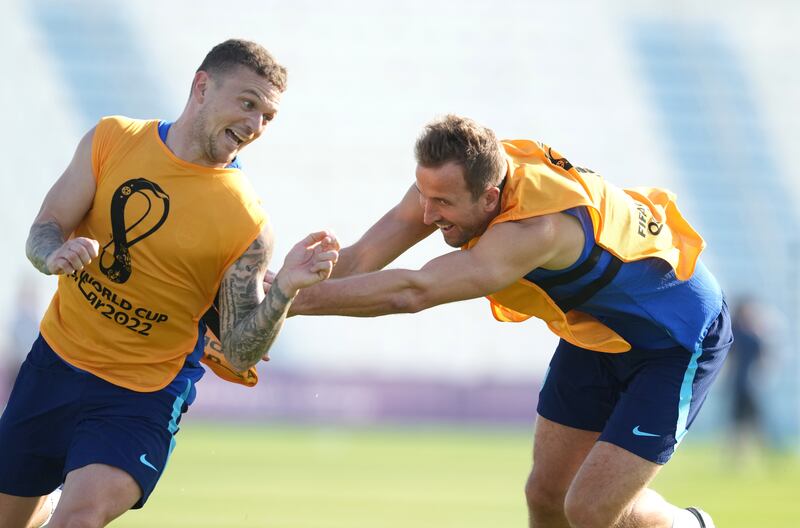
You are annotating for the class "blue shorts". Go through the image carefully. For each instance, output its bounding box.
[537,301,732,464]
[0,335,196,508]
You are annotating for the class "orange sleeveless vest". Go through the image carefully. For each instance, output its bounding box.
[464,140,706,353]
[40,116,267,391]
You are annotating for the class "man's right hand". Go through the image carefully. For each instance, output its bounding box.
[45,237,99,275]
[273,230,340,295]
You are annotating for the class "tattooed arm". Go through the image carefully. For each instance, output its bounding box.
[27,127,100,275]
[219,227,339,371]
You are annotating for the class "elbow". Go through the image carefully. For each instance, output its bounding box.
[24,238,35,264]
[221,339,256,372]
[222,348,244,372]
[24,225,40,262]
[226,353,254,373]
[226,356,251,373]
[390,286,433,314]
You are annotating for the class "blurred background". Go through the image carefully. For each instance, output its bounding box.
[1,0,798,526]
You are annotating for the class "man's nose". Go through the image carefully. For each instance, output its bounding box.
[422,200,440,225]
[247,114,263,137]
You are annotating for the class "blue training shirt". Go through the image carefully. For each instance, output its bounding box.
[525,207,723,351]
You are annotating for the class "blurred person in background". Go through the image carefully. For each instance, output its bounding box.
[0,39,338,528]
[727,296,769,465]
[291,115,730,528]
[1,277,41,407]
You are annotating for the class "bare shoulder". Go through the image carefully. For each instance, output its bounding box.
[475,212,585,271]
[481,214,560,243]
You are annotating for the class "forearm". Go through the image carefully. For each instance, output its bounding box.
[222,276,297,371]
[329,200,435,279]
[292,247,502,317]
[329,245,371,279]
[26,220,65,275]
[291,269,424,317]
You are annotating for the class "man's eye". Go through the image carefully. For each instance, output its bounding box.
[242,100,254,110]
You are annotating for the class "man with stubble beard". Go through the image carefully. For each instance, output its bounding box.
[0,39,339,527]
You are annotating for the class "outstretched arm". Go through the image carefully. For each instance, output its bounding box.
[290,213,580,317]
[285,185,433,315]
[219,228,339,371]
[330,184,435,277]
[27,128,100,275]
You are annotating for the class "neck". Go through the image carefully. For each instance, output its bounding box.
[482,202,503,234]
[165,114,226,168]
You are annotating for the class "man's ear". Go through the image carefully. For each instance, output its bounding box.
[482,185,501,212]
[192,71,210,102]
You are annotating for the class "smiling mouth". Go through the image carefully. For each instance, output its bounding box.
[225,128,245,146]
[437,224,454,233]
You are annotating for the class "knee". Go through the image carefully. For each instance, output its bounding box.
[48,509,106,528]
[563,491,614,528]
[524,473,567,519]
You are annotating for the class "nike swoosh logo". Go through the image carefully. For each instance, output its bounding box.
[139,453,159,472]
[632,425,661,437]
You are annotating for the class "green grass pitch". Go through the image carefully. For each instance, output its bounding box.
[114,422,800,527]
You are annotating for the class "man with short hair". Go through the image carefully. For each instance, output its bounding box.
[0,39,339,527]
[290,114,728,528]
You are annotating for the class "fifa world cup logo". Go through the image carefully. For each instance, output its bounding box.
[99,178,170,284]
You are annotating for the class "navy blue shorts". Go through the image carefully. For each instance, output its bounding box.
[0,335,195,508]
[537,302,732,464]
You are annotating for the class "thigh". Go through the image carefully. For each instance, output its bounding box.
[601,309,731,465]
[65,377,195,509]
[50,464,140,526]
[536,339,620,432]
[0,493,48,528]
[566,440,663,525]
[528,415,600,497]
[0,336,83,497]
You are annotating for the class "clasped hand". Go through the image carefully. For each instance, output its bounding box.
[270,230,340,294]
[46,237,100,275]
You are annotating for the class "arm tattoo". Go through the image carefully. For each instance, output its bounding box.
[26,220,65,275]
[219,235,294,371]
